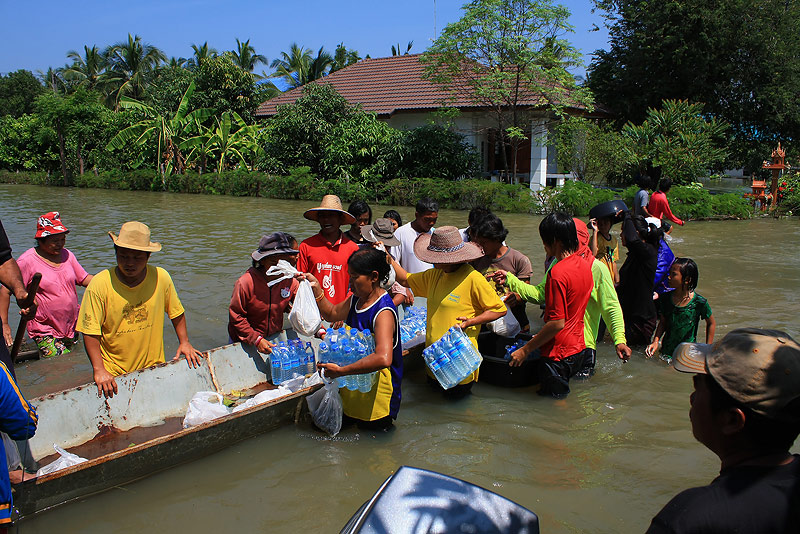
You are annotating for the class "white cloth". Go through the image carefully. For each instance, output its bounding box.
[390,222,434,274]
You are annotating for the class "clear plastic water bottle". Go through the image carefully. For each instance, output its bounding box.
[433,345,457,388]
[270,348,283,385]
[304,342,315,374]
[354,346,370,392]
[440,335,469,380]
[318,341,330,364]
[361,329,375,352]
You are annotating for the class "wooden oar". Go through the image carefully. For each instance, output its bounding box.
[11,273,41,364]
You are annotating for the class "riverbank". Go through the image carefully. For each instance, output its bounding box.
[0,169,755,219]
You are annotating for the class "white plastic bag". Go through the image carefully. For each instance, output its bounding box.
[264,259,300,287]
[182,391,231,428]
[36,445,87,477]
[289,279,322,336]
[232,386,290,413]
[306,372,342,437]
[2,432,20,471]
[486,306,521,338]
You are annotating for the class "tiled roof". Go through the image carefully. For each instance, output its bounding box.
[255,54,595,118]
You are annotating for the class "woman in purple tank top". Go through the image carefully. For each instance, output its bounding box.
[299,248,402,431]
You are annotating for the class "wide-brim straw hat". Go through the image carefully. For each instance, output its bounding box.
[303,195,356,225]
[414,226,484,264]
[109,221,162,252]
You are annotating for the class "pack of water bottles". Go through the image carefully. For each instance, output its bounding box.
[270,339,316,386]
[422,327,483,389]
[503,338,528,360]
[317,327,378,393]
[399,306,427,346]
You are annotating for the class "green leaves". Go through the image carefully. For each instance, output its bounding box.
[620,100,729,184]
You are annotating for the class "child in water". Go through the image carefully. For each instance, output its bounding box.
[646,258,716,360]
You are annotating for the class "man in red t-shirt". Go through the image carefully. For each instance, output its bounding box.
[297,195,360,305]
[509,212,593,398]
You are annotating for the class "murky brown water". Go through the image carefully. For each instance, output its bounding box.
[1,184,798,533]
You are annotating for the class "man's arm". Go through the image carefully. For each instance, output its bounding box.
[84,334,118,398]
[509,318,564,367]
[0,258,32,317]
[0,287,11,346]
[171,313,203,369]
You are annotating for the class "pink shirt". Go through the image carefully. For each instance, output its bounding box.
[17,247,89,339]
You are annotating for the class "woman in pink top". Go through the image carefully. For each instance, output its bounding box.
[0,212,93,358]
[649,179,685,226]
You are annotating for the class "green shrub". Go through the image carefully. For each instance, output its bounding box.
[539,180,615,216]
[0,170,58,186]
[777,172,800,215]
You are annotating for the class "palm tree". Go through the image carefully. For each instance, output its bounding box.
[230,38,266,72]
[391,41,414,56]
[331,43,360,73]
[270,43,312,89]
[308,47,334,81]
[169,57,189,69]
[37,67,67,94]
[62,45,107,91]
[104,34,166,107]
[270,43,333,88]
[188,42,217,69]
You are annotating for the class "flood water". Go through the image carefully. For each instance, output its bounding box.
[1,184,798,533]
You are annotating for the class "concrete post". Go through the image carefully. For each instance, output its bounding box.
[529,119,548,191]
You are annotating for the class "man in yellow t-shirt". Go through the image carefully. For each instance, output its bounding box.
[77,222,203,398]
[390,226,506,397]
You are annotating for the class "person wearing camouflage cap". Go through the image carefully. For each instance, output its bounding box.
[647,328,800,533]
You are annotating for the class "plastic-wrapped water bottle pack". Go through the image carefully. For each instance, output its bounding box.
[399,306,427,345]
[316,327,378,393]
[422,327,483,389]
[270,339,316,386]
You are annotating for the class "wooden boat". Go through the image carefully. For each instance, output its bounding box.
[12,341,320,522]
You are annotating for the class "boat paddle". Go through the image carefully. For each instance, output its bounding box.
[11,272,41,364]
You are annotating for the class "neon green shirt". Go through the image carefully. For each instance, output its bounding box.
[506,258,625,350]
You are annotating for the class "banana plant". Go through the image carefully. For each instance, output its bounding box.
[181,110,263,174]
[106,81,214,179]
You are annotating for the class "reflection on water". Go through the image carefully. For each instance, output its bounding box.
[1,184,798,533]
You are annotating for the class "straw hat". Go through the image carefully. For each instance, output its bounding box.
[361,218,400,247]
[108,221,162,252]
[413,226,484,264]
[303,195,356,225]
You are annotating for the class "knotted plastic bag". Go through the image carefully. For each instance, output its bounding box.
[36,445,87,477]
[182,391,231,428]
[486,299,521,338]
[306,372,342,437]
[289,279,323,336]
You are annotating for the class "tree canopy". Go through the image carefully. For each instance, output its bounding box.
[422,0,591,177]
[588,0,800,169]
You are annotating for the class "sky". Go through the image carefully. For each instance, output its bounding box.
[0,0,610,78]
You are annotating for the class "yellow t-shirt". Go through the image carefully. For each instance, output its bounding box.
[77,266,185,376]
[407,265,506,384]
[595,232,619,278]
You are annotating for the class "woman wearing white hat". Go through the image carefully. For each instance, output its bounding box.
[390,226,506,397]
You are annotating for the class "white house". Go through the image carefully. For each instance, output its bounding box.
[256,55,603,190]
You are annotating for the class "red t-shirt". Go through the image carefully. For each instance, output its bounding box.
[297,232,359,305]
[648,191,684,225]
[542,254,593,360]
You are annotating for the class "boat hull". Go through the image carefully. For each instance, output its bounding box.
[13,342,318,521]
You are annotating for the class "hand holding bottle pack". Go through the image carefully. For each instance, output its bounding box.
[423,327,483,389]
[318,327,378,392]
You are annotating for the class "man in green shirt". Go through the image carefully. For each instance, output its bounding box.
[491,218,630,375]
